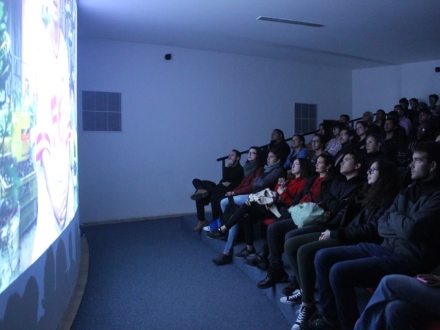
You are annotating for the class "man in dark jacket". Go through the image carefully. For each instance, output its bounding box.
[191,149,244,231]
[306,142,440,330]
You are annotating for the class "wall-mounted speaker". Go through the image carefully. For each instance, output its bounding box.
[165,54,172,60]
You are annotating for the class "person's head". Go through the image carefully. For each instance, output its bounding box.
[384,117,398,133]
[417,121,436,141]
[419,108,431,124]
[318,123,332,141]
[409,98,418,109]
[375,109,385,121]
[315,153,333,175]
[399,98,409,109]
[246,146,261,164]
[362,111,373,123]
[363,159,401,207]
[394,105,406,118]
[267,147,282,165]
[339,115,350,125]
[332,122,344,137]
[311,134,325,151]
[356,121,368,138]
[410,142,440,181]
[271,129,285,143]
[429,94,439,106]
[339,129,352,146]
[365,134,384,154]
[387,111,398,120]
[291,158,310,179]
[339,151,363,179]
[228,149,241,165]
[291,134,305,149]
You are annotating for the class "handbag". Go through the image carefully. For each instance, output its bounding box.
[288,202,328,228]
[247,188,281,218]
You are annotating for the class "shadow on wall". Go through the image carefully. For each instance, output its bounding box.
[0,228,78,330]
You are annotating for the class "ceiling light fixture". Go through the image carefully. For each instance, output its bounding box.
[257,16,324,28]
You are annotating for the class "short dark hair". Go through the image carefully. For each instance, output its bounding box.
[273,129,285,140]
[268,146,283,161]
[376,109,385,116]
[292,134,306,147]
[313,133,327,144]
[343,150,365,175]
[413,142,440,175]
[340,114,350,121]
[399,98,409,105]
[385,117,398,127]
[232,149,241,159]
[429,94,439,102]
[387,111,398,119]
[409,98,418,104]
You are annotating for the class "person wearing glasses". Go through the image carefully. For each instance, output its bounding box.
[282,159,400,330]
[307,134,327,171]
[306,142,440,330]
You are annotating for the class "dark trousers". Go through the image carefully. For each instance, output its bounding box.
[193,179,229,221]
[314,243,412,330]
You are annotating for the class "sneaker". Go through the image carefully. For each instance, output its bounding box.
[302,314,340,330]
[291,305,317,330]
[257,266,289,289]
[212,253,232,266]
[193,219,208,232]
[190,189,209,200]
[280,289,302,305]
[244,254,269,270]
[234,246,256,258]
[207,228,227,239]
[203,226,211,232]
[283,276,300,296]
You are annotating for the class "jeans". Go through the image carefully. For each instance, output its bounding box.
[314,243,412,330]
[220,195,248,254]
[355,274,440,330]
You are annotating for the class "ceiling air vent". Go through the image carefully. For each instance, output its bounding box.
[257,16,324,28]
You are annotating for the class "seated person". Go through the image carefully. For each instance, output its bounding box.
[264,129,291,164]
[282,160,400,330]
[324,123,343,157]
[205,146,264,231]
[363,134,389,167]
[333,128,356,175]
[256,151,365,289]
[191,149,243,231]
[354,121,368,150]
[307,142,440,330]
[355,268,440,330]
[307,134,327,171]
[373,109,386,134]
[284,134,309,170]
[211,158,309,265]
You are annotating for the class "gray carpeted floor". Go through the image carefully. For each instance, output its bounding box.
[72,218,291,330]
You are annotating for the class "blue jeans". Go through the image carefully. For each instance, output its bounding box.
[355,274,440,330]
[314,243,412,330]
[220,195,248,254]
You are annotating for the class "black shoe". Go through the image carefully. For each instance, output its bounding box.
[282,276,300,296]
[257,266,289,289]
[292,304,317,330]
[302,314,340,330]
[234,246,256,258]
[207,228,227,239]
[212,253,232,266]
[244,254,267,267]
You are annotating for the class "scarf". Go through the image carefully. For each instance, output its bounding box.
[243,159,259,178]
[263,161,280,173]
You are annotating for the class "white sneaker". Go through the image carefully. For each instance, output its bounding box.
[280,289,302,305]
[203,226,211,232]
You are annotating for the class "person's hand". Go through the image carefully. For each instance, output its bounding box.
[245,199,251,206]
[319,230,331,241]
[417,274,440,288]
[222,182,231,187]
[277,186,285,195]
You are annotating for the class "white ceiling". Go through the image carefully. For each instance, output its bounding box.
[77,0,440,69]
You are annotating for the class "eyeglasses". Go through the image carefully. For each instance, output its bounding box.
[367,167,379,175]
[248,151,257,155]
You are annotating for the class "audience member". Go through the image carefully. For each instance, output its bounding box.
[363,134,388,167]
[333,128,355,174]
[373,109,385,133]
[355,270,440,330]
[266,129,291,164]
[307,142,440,330]
[307,134,326,171]
[285,134,309,169]
[191,149,244,231]
[429,94,439,114]
[325,123,343,157]
[354,121,368,150]
[395,104,413,136]
[339,114,351,129]
[362,111,373,125]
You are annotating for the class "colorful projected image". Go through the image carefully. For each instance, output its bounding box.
[0,0,77,294]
